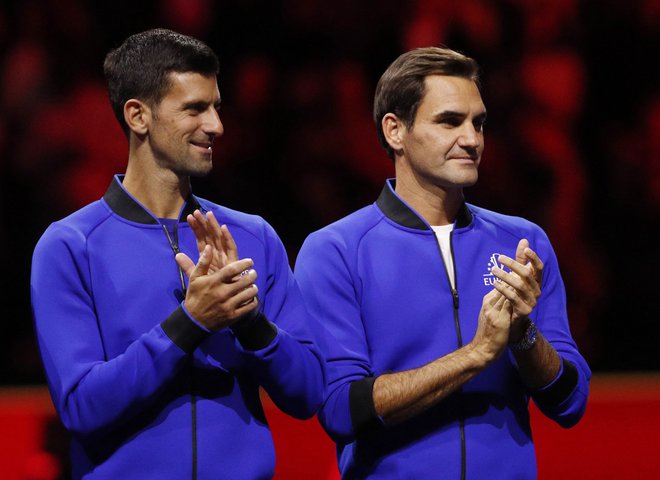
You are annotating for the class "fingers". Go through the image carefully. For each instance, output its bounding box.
[492,251,540,317]
[523,247,544,285]
[219,258,254,282]
[204,211,233,262]
[188,210,239,268]
[187,212,210,253]
[480,289,510,321]
[190,245,214,280]
[497,254,530,279]
[491,273,536,316]
[515,239,529,265]
[514,238,544,285]
[233,296,260,318]
[495,256,539,297]
[483,288,502,306]
[219,223,239,264]
[232,284,259,309]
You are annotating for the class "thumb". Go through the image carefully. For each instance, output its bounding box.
[516,239,529,265]
[176,245,212,280]
[175,253,195,279]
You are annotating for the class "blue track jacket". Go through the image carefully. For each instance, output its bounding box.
[295,180,590,479]
[31,175,324,479]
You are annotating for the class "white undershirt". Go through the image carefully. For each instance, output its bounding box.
[431,224,455,289]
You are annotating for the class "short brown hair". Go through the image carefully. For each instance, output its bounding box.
[104,29,219,137]
[373,47,480,159]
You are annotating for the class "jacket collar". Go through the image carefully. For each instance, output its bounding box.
[376,179,472,230]
[103,175,202,224]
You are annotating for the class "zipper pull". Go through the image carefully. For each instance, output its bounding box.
[452,289,459,309]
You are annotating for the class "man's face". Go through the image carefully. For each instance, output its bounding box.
[148,72,223,177]
[397,75,486,191]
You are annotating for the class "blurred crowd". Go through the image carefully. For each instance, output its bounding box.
[1,0,658,385]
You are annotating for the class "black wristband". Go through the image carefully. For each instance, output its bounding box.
[230,303,277,351]
[349,377,382,436]
[161,306,210,353]
[532,357,579,408]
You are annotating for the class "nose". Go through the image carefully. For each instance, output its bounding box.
[457,123,481,149]
[204,108,224,138]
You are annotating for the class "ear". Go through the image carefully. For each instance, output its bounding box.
[382,113,405,155]
[124,99,150,136]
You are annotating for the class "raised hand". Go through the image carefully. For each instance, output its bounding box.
[186,210,238,274]
[489,239,543,321]
[489,239,544,341]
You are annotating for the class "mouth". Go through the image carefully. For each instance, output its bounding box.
[190,141,213,154]
[449,156,478,163]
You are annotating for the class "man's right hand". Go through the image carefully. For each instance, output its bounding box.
[175,245,259,331]
[469,289,513,364]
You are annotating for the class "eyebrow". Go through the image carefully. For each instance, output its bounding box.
[433,110,487,122]
[182,98,223,111]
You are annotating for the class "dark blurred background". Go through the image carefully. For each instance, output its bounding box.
[1,0,658,386]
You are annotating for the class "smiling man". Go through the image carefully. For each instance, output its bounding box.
[30,29,324,479]
[295,47,590,479]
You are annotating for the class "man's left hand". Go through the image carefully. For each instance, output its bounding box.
[490,239,544,339]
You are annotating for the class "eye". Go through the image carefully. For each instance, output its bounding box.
[439,116,462,128]
[185,102,208,115]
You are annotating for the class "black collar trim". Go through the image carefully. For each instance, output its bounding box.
[376,179,472,230]
[103,175,202,224]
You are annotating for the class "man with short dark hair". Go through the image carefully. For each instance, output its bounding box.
[31,28,324,479]
[295,47,590,479]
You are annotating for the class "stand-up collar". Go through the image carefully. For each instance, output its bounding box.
[376,179,472,230]
[103,175,202,224]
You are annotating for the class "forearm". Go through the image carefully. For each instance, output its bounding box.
[513,326,588,428]
[512,330,561,390]
[374,291,512,425]
[56,325,191,436]
[44,306,206,436]
[232,313,324,419]
[373,343,491,425]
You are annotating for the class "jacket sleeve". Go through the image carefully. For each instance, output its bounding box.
[528,229,591,428]
[30,222,207,438]
[295,229,374,443]
[230,221,325,420]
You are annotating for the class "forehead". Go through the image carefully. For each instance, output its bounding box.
[161,71,220,103]
[418,75,485,114]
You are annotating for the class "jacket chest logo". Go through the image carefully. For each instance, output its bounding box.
[482,253,507,286]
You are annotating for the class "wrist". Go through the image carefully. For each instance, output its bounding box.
[509,320,538,352]
[466,341,498,369]
[509,317,530,344]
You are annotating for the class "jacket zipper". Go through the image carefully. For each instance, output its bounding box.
[162,223,197,480]
[435,229,466,480]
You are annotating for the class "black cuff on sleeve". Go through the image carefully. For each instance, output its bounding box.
[349,377,382,436]
[532,357,579,408]
[161,306,210,354]
[230,312,277,351]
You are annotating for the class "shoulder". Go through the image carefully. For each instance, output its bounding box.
[468,203,553,250]
[195,197,280,245]
[35,200,111,251]
[469,204,546,235]
[298,204,385,264]
[304,204,382,247]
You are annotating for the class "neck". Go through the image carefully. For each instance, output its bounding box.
[394,172,464,227]
[123,165,191,221]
